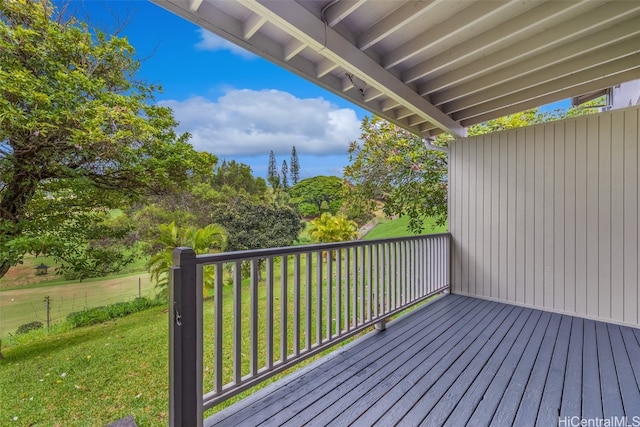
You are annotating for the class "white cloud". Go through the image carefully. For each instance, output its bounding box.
[194,29,256,59]
[160,89,361,157]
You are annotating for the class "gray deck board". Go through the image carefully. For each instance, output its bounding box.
[420,305,533,426]
[205,295,640,427]
[609,324,640,417]
[582,319,603,419]
[443,308,542,426]
[560,316,584,418]
[536,315,572,425]
[512,312,562,426]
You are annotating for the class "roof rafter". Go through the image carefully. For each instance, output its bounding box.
[461,68,640,126]
[382,0,510,69]
[356,0,438,51]
[236,0,466,137]
[322,0,366,27]
[454,55,640,122]
[403,0,598,84]
[420,1,639,97]
[442,35,640,114]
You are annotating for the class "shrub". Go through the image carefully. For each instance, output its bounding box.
[66,297,163,328]
[16,321,44,335]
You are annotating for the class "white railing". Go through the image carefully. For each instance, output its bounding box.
[168,233,450,426]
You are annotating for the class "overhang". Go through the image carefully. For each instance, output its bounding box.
[152,0,640,138]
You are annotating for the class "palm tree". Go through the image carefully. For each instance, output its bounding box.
[147,222,227,296]
[308,213,358,243]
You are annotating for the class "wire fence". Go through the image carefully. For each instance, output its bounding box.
[0,274,157,337]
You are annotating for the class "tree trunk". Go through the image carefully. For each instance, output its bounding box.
[0,171,38,279]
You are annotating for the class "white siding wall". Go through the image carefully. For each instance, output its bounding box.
[449,106,639,327]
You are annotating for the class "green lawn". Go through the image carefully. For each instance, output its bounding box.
[0,307,170,426]
[364,216,447,240]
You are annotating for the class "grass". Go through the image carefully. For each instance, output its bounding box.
[0,307,170,426]
[0,272,154,337]
[364,215,447,240]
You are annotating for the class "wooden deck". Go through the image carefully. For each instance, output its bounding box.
[205,294,640,426]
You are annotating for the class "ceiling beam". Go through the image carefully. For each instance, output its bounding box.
[243,13,266,39]
[283,38,306,61]
[322,0,366,27]
[403,0,597,84]
[236,0,466,137]
[394,107,413,120]
[421,2,640,97]
[316,58,339,78]
[363,87,383,103]
[380,98,400,112]
[188,0,203,12]
[356,0,437,51]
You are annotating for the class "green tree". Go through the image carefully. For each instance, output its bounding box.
[288,176,345,217]
[55,210,140,281]
[146,222,227,295]
[344,112,552,234]
[308,212,358,243]
[290,146,300,185]
[267,150,280,188]
[339,183,376,226]
[211,160,268,198]
[210,196,303,252]
[0,0,215,278]
[281,160,289,190]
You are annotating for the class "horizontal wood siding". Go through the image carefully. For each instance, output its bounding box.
[449,106,640,327]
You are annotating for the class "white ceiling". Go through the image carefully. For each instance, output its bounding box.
[152,0,640,138]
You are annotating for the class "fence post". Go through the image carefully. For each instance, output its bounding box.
[169,247,203,427]
[44,296,50,331]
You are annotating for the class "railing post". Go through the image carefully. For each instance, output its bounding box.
[169,247,203,427]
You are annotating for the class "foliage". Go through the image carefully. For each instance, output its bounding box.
[0,0,215,279]
[210,196,303,252]
[308,212,358,243]
[344,117,448,233]
[146,222,227,295]
[281,160,289,190]
[288,176,346,218]
[345,110,563,234]
[130,179,232,248]
[211,160,268,199]
[339,184,376,226]
[54,211,141,280]
[267,150,280,188]
[15,321,43,335]
[290,146,300,185]
[65,297,162,328]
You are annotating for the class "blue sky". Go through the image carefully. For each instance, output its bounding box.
[67,0,367,179]
[69,1,571,180]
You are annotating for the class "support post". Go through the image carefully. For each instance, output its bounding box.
[44,296,50,331]
[169,247,202,427]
